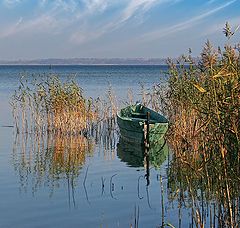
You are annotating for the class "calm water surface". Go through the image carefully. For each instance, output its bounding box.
[0,65,207,228]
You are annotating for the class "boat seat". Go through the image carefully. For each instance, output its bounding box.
[131,117,147,122]
[131,112,147,119]
[131,117,158,124]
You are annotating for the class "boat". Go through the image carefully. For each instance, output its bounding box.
[117,103,168,144]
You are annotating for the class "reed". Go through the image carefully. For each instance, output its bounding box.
[11,75,118,136]
[161,23,240,163]
[11,74,120,194]
[163,23,240,228]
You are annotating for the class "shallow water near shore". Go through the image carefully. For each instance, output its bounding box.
[0,65,230,227]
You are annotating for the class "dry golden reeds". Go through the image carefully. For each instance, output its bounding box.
[159,23,240,163]
[163,23,240,228]
[11,75,118,137]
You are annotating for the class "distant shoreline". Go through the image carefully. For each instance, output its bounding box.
[0,57,171,66]
[0,57,198,66]
[0,63,168,66]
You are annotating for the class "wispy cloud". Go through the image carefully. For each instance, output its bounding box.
[15,17,23,26]
[0,0,238,59]
[113,0,178,28]
[207,0,219,4]
[3,0,23,7]
[121,0,157,23]
[0,0,77,39]
[0,15,58,39]
[0,0,180,43]
[39,0,111,16]
[70,0,159,44]
[0,17,23,39]
[70,0,179,44]
[83,0,110,13]
[141,0,236,41]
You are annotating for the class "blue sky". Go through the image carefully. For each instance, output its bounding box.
[0,0,239,60]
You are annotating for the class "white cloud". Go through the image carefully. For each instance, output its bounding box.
[54,0,78,12]
[15,17,23,26]
[1,0,179,44]
[0,15,58,39]
[2,0,223,51]
[120,0,169,25]
[141,0,237,41]
[0,0,79,39]
[0,17,22,39]
[39,0,110,15]
[207,0,219,4]
[70,30,103,44]
[3,0,23,7]
[83,0,109,13]
[39,0,48,7]
[70,0,179,44]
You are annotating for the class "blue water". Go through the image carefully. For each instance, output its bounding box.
[0,65,196,228]
[0,64,168,96]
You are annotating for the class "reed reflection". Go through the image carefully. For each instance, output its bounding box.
[117,136,169,217]
[12,132,95,196]
[168,154,240,228]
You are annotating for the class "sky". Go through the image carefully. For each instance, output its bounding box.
[0,0,239,60]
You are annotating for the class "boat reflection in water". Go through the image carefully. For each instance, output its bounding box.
[117,135,169,216]
[117,136,169,176]
[117,137,145,168]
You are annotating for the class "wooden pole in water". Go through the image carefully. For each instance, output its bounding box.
[144,112,150,186]
[144,112,150,150]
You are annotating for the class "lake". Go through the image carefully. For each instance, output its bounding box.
[0,65,216,228]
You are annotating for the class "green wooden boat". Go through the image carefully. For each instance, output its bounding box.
[117,104,168,144]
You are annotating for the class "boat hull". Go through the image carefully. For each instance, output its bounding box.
[117,115,145,143]
[117,104,168,144]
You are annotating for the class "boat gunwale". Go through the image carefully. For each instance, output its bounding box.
[117,109,168,125]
